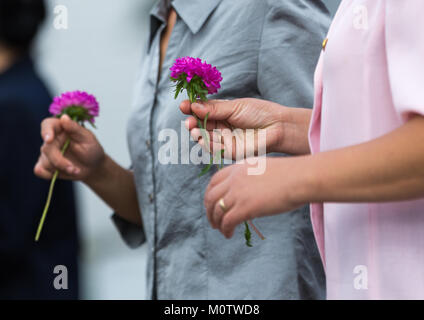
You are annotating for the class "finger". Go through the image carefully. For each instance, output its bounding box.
[185,117,217,131]
[190,128,202,142]
[60,114,90,143]
[220,208,243,239]
[34,157,54,180]
[215,126,236,160]
[179,100,192,115]
[211,193,235,230]
[191,99,238,121]
[41,117,62,143]
[204,179,231,228]
[205,165,233,196]
[218,204,250,239]
[34,163,54,180]
[39,152,56,173]
[185,117,198,131]
[41,142,79,175]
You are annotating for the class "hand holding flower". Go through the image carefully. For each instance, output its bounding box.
[34,91,102,241]
[35,115,105,182]
[180,98,313,158]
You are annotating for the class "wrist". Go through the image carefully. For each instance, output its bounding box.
[269,105,291,154]
[274,106,312,155]
[285,156,319,207]
[83,154,112,188]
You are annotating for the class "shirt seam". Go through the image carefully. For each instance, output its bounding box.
[256,0,271,95]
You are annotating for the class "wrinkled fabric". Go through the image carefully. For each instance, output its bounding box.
[115,0,330,299]
[309,0,424,299]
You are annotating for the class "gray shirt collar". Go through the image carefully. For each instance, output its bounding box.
[150,0,222,34]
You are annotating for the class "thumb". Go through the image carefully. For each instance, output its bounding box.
[60,115,89,142]
[191,99,236,121]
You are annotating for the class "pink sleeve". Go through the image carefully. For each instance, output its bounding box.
[385,1,424,121]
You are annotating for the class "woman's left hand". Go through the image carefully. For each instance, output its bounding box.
[204,157,307,238]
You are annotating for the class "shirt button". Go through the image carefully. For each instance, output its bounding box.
[149,193,154,203]
[146,140,151,148]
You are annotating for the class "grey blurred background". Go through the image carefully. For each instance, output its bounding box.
[33,0,341,299]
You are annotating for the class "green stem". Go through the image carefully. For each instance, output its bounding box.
[35,125,74,241]
[190,96,264,246]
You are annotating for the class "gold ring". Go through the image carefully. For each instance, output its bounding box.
[218,198,227,212]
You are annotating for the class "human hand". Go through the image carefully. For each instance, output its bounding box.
[34,114,106,183]
[180,98,288,160]
[204,157,307,238]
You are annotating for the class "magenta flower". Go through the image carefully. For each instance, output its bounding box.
[49,90,99,124]
[170,57,222,101]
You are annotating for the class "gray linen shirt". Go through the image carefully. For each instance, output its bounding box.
[113,0,331,300]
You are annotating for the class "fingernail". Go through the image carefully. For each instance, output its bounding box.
[66,166,74,174]
[184,119,190,130]
[193,103,204,110]
[44,134,51,141]
[73,167,80,175]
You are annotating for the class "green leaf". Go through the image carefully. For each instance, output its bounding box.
[219,149,225,169]
[198,159,212,177]
[244,222,253,247]
[200,112,210,153]
[213,148,225,169]
[174,81,184,100]
[199,93,207,102]
[203,112,209,130]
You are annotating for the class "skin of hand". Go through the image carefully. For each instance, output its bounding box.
[34,115,106,182]
[180,98,312,158]
[204,157,307,238]
[204,115,424,239]
[34,115,142,225]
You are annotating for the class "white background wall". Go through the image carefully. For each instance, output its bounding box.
[34,0,340,300]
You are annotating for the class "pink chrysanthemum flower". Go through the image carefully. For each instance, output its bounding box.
[49,90,99,124]
[170,57,222,101]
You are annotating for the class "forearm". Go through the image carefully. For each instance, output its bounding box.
[292,116,424,204]
[274,106,312,155]
[84,155,142,225]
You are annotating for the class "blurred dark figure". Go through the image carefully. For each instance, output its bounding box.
[0,0,79,299]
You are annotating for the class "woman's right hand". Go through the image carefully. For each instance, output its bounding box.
[180,98,312,159]
[34,114,106,182]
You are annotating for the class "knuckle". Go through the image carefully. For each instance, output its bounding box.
[33,164,41,176]
[41,118,49,129]
[40,144,47,154]
[42,118,55,129]
[50,156,62,168]
[204,192,213,207]
[221,214,233,232]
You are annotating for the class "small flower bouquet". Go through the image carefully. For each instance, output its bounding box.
[35,91,99,242]
[171,57,264,247]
